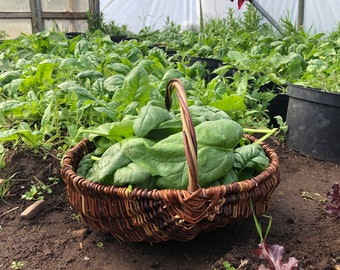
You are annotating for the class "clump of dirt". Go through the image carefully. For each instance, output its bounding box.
[0,140,339,270]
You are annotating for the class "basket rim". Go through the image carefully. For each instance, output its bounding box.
[61,133,279,200]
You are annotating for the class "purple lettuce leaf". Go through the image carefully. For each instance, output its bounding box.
[325,182,340,218]
[253,242,302,270]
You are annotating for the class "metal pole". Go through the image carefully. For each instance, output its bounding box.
[248,0,285,35]
[29,0,38,33]
[35,0,44,31]
[298,0,305,29]
[199,0,204,32]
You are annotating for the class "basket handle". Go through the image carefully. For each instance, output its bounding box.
[165,79,200,193]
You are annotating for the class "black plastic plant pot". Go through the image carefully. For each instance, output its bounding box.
[188,57,223,81]
[257,81,288,128]
[149,44,177,57]
[165,50,177,57]
[268,93,289,128]
[189,57,223,71]
[286,84,340,161]
[110,36,137,42]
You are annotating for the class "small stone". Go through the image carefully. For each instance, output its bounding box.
[20,200,45,219]
[72,228,88,240]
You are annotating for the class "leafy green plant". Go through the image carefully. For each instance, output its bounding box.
[0,178,10,200]
[0,173,21,201]
[214,261,237,270]
[21,177,58,201]
[278,17,339,92]
[86,10,133,37]
[0,144,6,169]
[273,116,288,141]
[10,261,23,270]
[86,10,105,33]
[96,241,104,248]
[0,29,8,39]
[71,213,81,221]
[104,21,132,37]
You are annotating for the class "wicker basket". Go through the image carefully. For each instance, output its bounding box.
[61,79,280,243]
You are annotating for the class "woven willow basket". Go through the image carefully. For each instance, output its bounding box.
[61,79,280,243]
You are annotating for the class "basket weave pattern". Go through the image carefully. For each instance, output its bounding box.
[61,79,280,243]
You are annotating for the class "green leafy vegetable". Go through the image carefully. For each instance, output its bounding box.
[133,102,172,137]
[114,163,156,189]
[233,143,270,181]
[195,119,243,149]
[87,142,130,185]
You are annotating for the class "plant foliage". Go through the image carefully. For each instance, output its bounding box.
[325,182,340,218]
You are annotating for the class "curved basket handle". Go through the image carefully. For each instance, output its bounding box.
[166,79,200,193]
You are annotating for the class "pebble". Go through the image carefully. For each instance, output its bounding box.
[20,200,45,219]
[72,228,88,240]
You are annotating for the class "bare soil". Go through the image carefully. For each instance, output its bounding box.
[0,139,339,270]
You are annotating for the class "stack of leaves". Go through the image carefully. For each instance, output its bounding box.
[77,102,270,190]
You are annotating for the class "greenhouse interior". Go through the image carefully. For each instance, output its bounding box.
[0,1,339,270]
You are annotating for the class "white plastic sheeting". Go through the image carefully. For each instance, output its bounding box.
[256,0,340,34]
[100,0,243,33]
[101,0,340,34]
[303,0,340,33]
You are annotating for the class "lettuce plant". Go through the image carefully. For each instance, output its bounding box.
[250,200,302,270]
[253,243,302,270]
[326,182,340,218]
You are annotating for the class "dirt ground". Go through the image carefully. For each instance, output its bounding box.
[0,138,339,270]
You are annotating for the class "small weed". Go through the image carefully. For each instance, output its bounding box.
[0,144,6,169]
[0,173,21,201]
[97,241,104,248]
[21,183,51,200]
[273,116,288,141]
[71,213,81,221]
[0,178,10,200]
[0,29,9,39]
[301,191,327,203]
[21,177,58,201]
[221,261,237,270]
[10,261,23,270]
[213,260,237,270]
[250,199,272,243]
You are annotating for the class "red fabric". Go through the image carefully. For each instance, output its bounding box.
[238,0,245,9]
[230,0,246,9]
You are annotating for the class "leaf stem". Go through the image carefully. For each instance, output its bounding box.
[244,128,278,144]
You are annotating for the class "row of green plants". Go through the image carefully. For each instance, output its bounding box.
[94,5,340,92]
[1,5,339,154]
[87,5,340,92]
